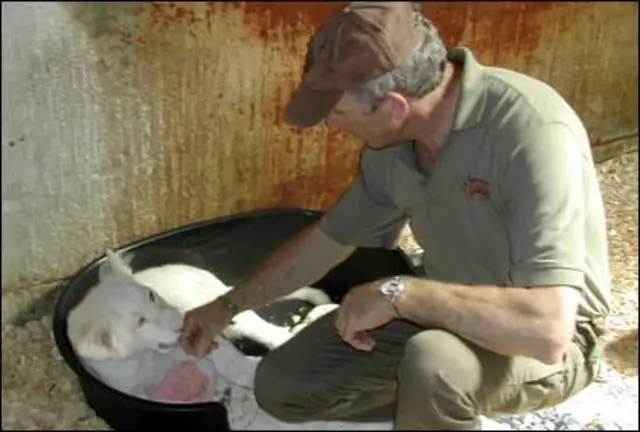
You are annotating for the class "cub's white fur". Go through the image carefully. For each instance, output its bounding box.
[67,249,331,361]
[66,250,184,361]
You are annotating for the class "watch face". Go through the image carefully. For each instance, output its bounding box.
[381,281,397,297]
[381,277,403,299]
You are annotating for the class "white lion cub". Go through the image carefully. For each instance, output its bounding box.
[66,250,184,361]
[67,249,331,363]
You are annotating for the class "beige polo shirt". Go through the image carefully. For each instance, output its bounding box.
[319,47,611,324]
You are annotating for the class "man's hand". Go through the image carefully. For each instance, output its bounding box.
[179,300,236,358]
[334,280,398,351]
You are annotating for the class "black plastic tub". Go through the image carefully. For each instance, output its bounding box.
[52,208,418,431]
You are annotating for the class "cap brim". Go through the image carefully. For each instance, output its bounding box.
[284,82,344,128]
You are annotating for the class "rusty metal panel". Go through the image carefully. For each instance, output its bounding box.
[1,2,637,290]
[60,2,363,241]
[420,1,638,145]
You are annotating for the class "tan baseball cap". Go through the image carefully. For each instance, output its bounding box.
[285,2,425,128]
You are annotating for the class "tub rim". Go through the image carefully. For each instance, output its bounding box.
[51,207,417,414]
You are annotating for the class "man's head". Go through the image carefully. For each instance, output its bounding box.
[285,2,448,148]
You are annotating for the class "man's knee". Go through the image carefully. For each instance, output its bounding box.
[396,329,485,429]
[253,309,352,423]
[399,329,484,394]
[254,354,300,422]
[254,351,325,423]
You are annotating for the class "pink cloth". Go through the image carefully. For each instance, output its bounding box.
[144,361,210,402]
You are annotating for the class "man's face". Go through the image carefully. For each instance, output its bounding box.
[325,92,409,149]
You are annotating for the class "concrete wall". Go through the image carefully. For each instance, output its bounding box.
[2,2,638,294]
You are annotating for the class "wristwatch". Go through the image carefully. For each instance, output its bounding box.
[379,275,406,318]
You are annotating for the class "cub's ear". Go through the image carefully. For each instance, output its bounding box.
[99,249,134,281]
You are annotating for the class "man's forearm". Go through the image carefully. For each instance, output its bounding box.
[225,222,356,311]
[398,277,580,364]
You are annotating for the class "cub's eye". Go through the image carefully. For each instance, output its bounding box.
[148,291,156,303]
[138,316,147,327]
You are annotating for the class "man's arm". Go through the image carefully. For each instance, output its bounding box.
[224,149,406,312]
[224,221,356,312]
[397,121,588,365]
[397,279,581,364]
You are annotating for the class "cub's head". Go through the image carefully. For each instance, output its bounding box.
[67,249,184,361]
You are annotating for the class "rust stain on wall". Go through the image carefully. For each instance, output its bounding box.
[422,2,562,62]
[62,1,637,251]
[62,2,363,248]
[241,1,346,32]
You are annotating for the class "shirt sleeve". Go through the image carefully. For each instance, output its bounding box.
[319,150,407,249]
[502,121,588,291]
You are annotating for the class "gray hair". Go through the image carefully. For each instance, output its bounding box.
[354,15,448,111]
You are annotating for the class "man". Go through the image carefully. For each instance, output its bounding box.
[180,2,611,429]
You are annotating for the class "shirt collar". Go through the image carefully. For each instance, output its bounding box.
[447,47,488,132]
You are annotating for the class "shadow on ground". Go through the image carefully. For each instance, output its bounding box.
[605,328,638,377]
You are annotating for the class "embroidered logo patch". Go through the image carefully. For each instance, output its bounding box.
[462,177,490,201]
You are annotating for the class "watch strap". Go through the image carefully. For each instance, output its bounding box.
[379,275,406,317]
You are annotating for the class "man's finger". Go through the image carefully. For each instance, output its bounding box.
[354,331,375,350]
[178,329,194,354]
[344,331,374,351]
[335,313,349,341]
[193,338,210,358]
[178,333,188,351]
[338,314,356,343]
[194,327,218,358]
[344,334,366,350]
[334,311,344,334]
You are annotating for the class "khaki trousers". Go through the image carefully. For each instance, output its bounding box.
[254,310,603,430]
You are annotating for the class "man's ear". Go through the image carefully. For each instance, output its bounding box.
[377,92,410,126]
